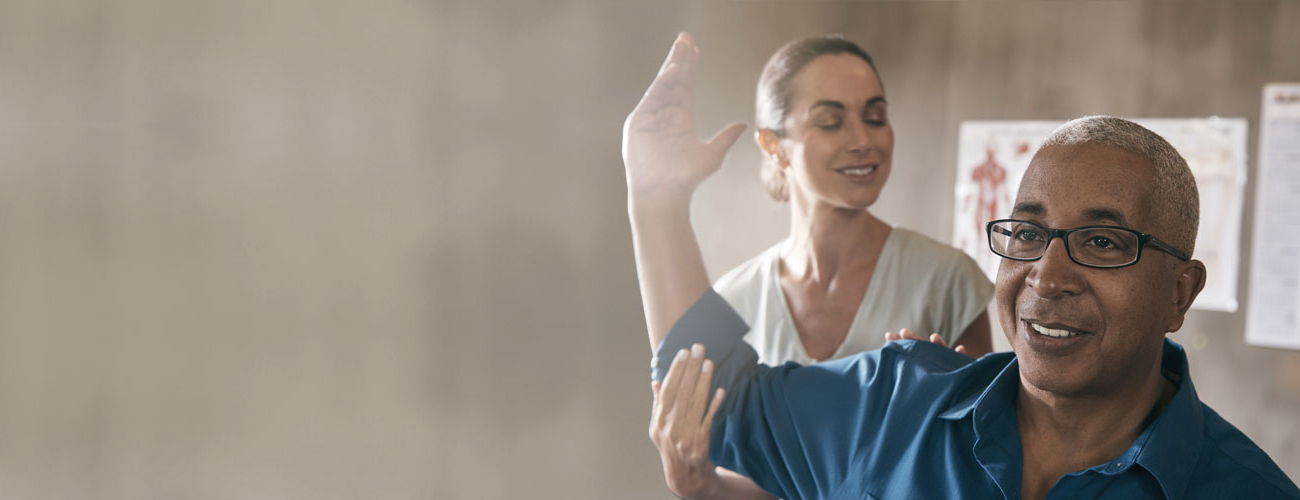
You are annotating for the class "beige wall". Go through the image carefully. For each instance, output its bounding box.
[0,1,1296,498]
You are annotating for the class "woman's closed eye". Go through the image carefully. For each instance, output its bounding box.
[815,114,843,130]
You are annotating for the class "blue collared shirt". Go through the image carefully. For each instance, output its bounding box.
[652,290,1300,499]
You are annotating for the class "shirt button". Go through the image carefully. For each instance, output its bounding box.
[650,357,660,368]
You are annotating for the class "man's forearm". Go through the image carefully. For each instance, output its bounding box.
[629,192,713,351]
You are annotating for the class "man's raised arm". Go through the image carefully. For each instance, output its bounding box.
[621,32,746,351]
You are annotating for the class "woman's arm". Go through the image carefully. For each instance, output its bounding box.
[622,32,745,350]
[952,311,993,358]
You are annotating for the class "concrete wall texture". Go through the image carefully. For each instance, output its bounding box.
[0,0,1296,498]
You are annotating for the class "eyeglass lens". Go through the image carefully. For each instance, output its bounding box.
[989,221,1141,267]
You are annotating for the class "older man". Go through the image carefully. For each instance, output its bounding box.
[625,36,1300,499]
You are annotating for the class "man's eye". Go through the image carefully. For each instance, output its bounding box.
[1014,230,1042,241]
[818,120,842,130]
[1087,236,1123,250]
[864,115,886,126]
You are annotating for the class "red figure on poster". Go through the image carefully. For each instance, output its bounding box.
[972,148,1007,234]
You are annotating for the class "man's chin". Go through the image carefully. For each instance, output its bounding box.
[1014,351,1093,396]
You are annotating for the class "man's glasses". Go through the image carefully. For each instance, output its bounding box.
[986,219,1190,269]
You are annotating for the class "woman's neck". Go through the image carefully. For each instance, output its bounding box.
[781,194,888,285]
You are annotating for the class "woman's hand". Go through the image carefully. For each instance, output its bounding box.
[622,33,746,203]
[650,344,727,499]
[885,328,969,356]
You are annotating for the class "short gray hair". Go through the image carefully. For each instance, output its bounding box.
[1040,116,1199,256]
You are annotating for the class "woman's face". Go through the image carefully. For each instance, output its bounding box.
[774,53,894,210]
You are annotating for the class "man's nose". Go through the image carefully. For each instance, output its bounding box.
[1025,238,1084,298]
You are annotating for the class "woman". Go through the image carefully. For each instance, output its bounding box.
[623,33,993,499]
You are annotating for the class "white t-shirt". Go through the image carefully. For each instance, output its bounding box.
[713,227,994,366]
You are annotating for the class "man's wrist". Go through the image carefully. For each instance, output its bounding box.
[627,186,693,217]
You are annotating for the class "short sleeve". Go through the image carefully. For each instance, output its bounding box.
[937,250,995,346]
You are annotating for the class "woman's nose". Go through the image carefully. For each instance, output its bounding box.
[846,119,872,154]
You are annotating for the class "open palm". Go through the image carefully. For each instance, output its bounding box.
[622,33,746,199]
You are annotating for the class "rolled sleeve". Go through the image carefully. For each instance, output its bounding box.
[651,288,752,381]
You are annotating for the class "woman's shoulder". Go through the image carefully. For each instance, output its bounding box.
[712,243,782,304]
[887,227,971,268]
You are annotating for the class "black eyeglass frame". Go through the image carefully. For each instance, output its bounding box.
[985,218,1191,269]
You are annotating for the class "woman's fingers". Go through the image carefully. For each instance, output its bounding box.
[898,328,924,341]
[889,329,967,355]
[651,380,663,414]
[928,333,949,347]
[671,344,707,413]
[683,358,713,422]
[658,348,691,417]
[649,380,663,440]
[702,387,726,430]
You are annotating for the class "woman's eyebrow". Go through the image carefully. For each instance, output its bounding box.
[808,100,845,112]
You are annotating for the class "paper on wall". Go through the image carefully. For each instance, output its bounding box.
[1245,83,1300,350]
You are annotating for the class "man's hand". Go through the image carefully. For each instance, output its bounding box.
[622,32,746,204]
[650,344,726,499]
[885,328,969,356]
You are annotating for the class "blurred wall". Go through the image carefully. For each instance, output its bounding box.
[0,1,1296,499]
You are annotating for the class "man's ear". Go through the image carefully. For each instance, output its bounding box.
[1166,259,1207,333]
[755,129,785,166]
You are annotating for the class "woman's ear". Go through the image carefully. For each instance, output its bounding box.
[755,129,785,167]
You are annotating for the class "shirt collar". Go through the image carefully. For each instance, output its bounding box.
[938,353,1018,421]
[936,339,1204,500]
[1129,339,1204,500]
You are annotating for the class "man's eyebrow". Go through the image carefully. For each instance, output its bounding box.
[866,96,887,107]
[1009,203,1132,227]
[1082,207,1130,226]
[1011,202,1044,216]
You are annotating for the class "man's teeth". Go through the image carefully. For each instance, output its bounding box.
[1030,323,1079,338]
[840,166,876,175]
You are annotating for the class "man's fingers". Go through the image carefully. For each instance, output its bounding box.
[705,122,747,160]
[884,331,899,341]
[642,34,697,108]
[702,387,726,429]
[656,32,694,77]
[899,328,923,341]
[955,345,968,355]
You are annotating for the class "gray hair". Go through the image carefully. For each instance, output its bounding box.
[1039,115,1199,256]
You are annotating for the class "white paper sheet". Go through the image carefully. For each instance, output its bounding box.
[1245,83,1300,350]
[953,118,1248,312]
